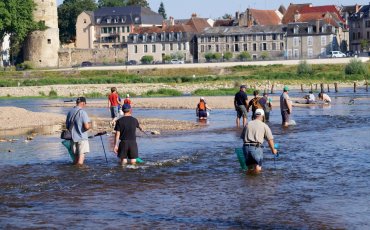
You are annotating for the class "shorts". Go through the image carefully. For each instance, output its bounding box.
[118,140,138,160]
[198,110,207,118]
[281,110,290,123]
[72,140,90,156]
[110,106,119,119]
[243,145,263,166]
[236,105,248,118]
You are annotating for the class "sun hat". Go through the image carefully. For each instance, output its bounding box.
[283,86,289,91]
[122,104,131,112]
[255,108,265,116]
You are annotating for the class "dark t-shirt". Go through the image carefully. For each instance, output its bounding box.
[234,91,248,106]
[114,116,139,141]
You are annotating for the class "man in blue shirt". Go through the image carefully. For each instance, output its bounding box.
[66,97,91,165]
[234,85,249,127]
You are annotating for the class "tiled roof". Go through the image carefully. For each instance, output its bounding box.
[213,19,235,27]
[133,24,191,34]
[249,9,282,25]
[185,17,212,33]
[300,5,344,22]
[297,12,341,27]
[200,25,285,36]
[282,3,311,24]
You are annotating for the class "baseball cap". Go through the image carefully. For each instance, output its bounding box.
[255,108,265,116]
[76,97,86,103]
[240,85,246,89]
[283,86,289,91]
[122,104,131,112]
[200,97,205,100]
[126,94,130,98]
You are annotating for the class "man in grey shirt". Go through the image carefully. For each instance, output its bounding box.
[66,97,91,165]
[280,86,292,127]
[241,109,277,173]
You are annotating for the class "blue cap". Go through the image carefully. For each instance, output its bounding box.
[122,104,131,112]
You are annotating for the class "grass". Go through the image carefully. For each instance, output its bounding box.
[192,87,255,96]
[142,88,183,97]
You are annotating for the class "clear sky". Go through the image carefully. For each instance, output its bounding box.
[57,0,369,19]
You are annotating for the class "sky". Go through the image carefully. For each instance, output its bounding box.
[57,0,369,19]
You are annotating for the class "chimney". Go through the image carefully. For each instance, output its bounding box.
[294,10,300,22]
[169,16,174,26]
[191,13,197,18]
[236,11,240,19]
[162,20,166,29]
[247,8,253,27]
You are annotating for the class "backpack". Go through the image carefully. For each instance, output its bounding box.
[252,97,263,110]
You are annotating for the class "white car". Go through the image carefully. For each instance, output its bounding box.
[329,51,346,58]
[170,59,184,64]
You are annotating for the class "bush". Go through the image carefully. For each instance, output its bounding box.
[143,88,182,97]
[141,55,154,64]
[48,89,58,97]
[345,58,368,75]
[238,51,251,61]
[171,51,184,60]
[223,52,233,60]
[163,55,172,62]
[16,61,34,70]
[260,51,269,60]
[204,53,213,62]
[297,60,313,75]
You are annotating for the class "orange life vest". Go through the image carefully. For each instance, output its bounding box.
[198,101,206,111]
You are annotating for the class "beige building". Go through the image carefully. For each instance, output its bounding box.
[76,6,163,49]
[349,4,370,53]
[24,0,60,68]
[197,25,286,62]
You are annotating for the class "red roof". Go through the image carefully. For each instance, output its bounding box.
[249,9,281,25]
[297,12,341,27]
[282,3,311,24]
[300,5,344,22]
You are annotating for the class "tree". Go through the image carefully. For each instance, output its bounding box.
[157,1,167,19]
[260,51,269,60]
[222,13,232,19]
[98,0,126,7]
[238,51,251,61]
[140,55,153,64]
[58,0,97,43]
[360,39,368,51]
[126,0,150,8]
[223,52,233,60]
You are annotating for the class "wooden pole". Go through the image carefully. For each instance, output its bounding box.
[354,82,357,93]
[270,83,274,94]
[310,84,313,91]
[301,84,304,92]
[320,83,324,93]
[315,84,318,90]
[334,82,338,93]
[327,84,330,92]
[366,80,368,92]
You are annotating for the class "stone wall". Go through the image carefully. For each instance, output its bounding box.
[58,48,128,67]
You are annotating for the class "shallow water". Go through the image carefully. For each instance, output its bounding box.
[1,91,370,229]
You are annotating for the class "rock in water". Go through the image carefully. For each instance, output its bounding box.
[151,130,160,135]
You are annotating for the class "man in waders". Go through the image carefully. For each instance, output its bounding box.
[234,85,249,127]
[66,97,91,165]
[280,86,292,127]
[113,104,144,165]
[241,109,277,173]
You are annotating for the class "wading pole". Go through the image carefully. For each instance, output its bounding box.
[100,135,108,164]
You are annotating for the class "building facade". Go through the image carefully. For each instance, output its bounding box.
[197,25,286,62]
[286,21,338,59]
[349,4,370,53]
[24,0,60,68]
[76,6,163,49]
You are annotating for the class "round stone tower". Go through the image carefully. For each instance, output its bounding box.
[24,0,60,68]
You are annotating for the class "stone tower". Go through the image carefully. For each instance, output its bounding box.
[24,0,60,68]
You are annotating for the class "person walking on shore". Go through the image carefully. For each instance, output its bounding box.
[108,87,121,126]
[234,85,249,127]
[241,109,277,173]
[113,104,144,165]
[280,86,292,127]
[247,90,263,120]
[66,97,91,165]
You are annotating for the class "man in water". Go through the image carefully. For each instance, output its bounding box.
[259,93,272,122]
[318,92,331,103]
[234,85,249,127]
[247,90,263,120]
[241,109,278,173]
[196,97,212,120]
[280,86,292,127]
[113,104,144,165]
[108,87,121,126]
[304,91,315,104]
[66,97,91,165]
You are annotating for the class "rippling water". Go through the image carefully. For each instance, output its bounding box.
[1,92,370,229]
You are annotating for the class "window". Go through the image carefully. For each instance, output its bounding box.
[183,43,186,50]
[243,44,248,51]
[308,26,313,33]
[144,45,148,53]
[253,35,256,41]
[201,45,204,52]
[134,45,138,53]
[162,44,165,51]
[366,21,370,28]
[152,45,156,53]
[47,39,51,44]
[133,35,137,43]
[235,44,239,52]
[208,45,212,51]
[293,37,299,47]
[127,26,130,33]
[208,37,212,42]
[169,33,174,41]
[294,26,299,34]
[152,33,156,42]
[122,36,125,42]
[216,45,219,52]
[293,49,299,58]
[358,32,361,39]
[272,43,276,51]
[107,18,111,23]
[170,43,173,50]
[96,18,101,24]
[226,36,229,42]
[280,42,284,50]
[142,34,147,42]
[263,43,267,50]
[287,49,292,57]
[307,36,313,46]
[368,31,370,39]
[178,43,181,50]
[226,44,230,51]
[272,34,277,40]
[253,43,257,51]
[161,33,165,41]
[215,37,219,42]
[321,36,326,46]
[352,32,356,40]
[263,34,266,40]
[307,48,313,58]
[280,34,283,40]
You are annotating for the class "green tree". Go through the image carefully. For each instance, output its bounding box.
[171,51,184,60]
[58,0,97,43]
[140,55,153,64]
[98,0,125,7]
[223,52,233,60]
[204,53,213,62]
[238,51,251,61]
[260,51,269,60]
[222,13,232,19]
[360,39,368,51]
[127,0,150,8]
[163,55,171,62]
[157,1,167,19]
[213,53,222,61]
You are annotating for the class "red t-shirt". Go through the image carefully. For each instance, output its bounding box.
[124,98,132,105]
[108,93,119,106]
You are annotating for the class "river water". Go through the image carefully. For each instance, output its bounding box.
[0,91,369,229]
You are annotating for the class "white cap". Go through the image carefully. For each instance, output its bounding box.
[126,94,130,98]
[255,109,265,116]
[200,97,205,100]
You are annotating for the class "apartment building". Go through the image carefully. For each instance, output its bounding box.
[349,4,370,53]
[197,25,286,62]
[75,6,163,49]
[286,20,338,59]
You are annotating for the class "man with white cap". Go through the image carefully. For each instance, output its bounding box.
[241,108,278,173]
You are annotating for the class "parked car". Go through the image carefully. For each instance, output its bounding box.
[170,59,184,64]
[81,61,93,67]
[125,60,137,65]
[328,51,346,58]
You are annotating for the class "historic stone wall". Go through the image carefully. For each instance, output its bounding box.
[58,48,128,67]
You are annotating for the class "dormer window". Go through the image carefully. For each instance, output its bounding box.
[143,33,147,42]
[177,32,182,41]
[169,32,173,41]
[96,18,101,24]
[294,26,299,34]
[107,18,111,24]
[121,17,126,23]
[321,25,327,33]
[161,32,165,41]
[114,17,119,23]
[133,35,138,43]
[152,33,157,42]
[308,26,313,33]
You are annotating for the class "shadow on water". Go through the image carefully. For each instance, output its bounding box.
[1,94,370,228]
